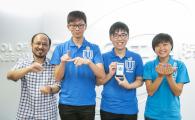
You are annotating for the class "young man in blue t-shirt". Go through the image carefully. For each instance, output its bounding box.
[50,10,105,120]
[97,22,144,120]
[143,33,190,120]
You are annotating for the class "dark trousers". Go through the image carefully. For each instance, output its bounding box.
[145,116,155,120]
[100,109,137,120]
[59,104,95,120]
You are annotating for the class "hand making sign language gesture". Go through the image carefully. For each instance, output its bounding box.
[7,33,59,120]
[155,63,174,76]
[60,51,90,66]
[29,62,44,72]
[50,11,105,120]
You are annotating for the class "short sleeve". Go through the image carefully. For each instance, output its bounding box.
[93,45,103,64]
[135,55,144,77]
[143,62,153,81]
[175,61,190,84]
[12,58,25,70]
[50,45,62,65]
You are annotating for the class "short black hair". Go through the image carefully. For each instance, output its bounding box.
[109,21,129,36]
[31,33,51,46]
[152,33,173,51]
[67,10,87,24]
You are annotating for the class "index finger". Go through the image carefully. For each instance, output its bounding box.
[115,76,121,82]
[67,50,71,56]
[66,58,75,62]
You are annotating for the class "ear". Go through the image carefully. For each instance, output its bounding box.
[110,35,114,41]
[67,24,70,30]
[85,24,87,29]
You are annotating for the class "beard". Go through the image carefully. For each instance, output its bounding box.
[34,53,45,58]
[32,50,46,59]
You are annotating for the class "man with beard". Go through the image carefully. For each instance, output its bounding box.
[7,33,60,120]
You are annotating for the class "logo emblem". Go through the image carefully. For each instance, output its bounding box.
[83,46,93,60]
[125,57,135,72]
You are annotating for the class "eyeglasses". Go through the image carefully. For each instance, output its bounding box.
[68,24,86,29]
[112,33,128,39]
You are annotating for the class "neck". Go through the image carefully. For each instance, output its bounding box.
[159,56,170,63]
[114,48,126,58]
[72,37,83,48]
[33,56,45,64]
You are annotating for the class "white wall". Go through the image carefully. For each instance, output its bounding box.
[1,0,195,119]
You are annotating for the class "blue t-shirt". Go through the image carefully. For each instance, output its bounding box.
[143,56,190,120]
[50,38,103,106]
[101,48,143,115]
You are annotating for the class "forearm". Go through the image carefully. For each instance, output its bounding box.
[127,77,143,89]
[146,76,163,96]
[40,84,60,94]
[97,73,113,85]
[7,67,31,81]
[88,61,105,79]
[166,75,183,96]
[54,62,65,81]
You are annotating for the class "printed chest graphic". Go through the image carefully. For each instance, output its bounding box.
[125,57,135,73]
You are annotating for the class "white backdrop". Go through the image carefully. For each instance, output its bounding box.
[0,0,195,119]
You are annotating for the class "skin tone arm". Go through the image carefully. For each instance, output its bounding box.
[145,76,164,96]
[73,57,106,80]
[54,62,66,81]
[96,72,113,86]
[40,83,60,94]
[97,62,143,89]
[166,75,184,96]
[146,63,184,96]
[55,53,105,82]
[54,52,72,81]
[7,62,43,81]
[145,63,165,96]
[115,76,143,89]
[96,62,117,85]
[165,64,184,96]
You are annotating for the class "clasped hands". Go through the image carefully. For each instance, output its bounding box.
[60,52,90,66]
[156,63,175,77]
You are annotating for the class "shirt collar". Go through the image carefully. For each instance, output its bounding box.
[69,37,88,48]
[111,48,129,59]
[28,54,50,65]
[155,55,174,65]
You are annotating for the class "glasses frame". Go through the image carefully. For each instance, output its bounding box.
[112,33,128,39]
[68,24,86,29]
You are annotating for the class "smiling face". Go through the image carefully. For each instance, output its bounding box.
[152,33,173,62]
[110,29,129,51]
[31,34,50,59]
[154,41,172,59]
